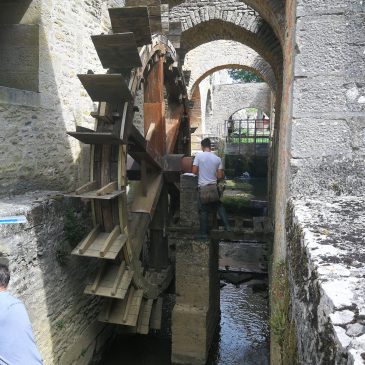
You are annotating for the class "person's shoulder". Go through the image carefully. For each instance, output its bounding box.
[0,291,24,313]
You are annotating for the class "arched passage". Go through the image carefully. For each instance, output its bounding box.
[169,2,283,80]
[183,40,276,97]
[166,0,285,45]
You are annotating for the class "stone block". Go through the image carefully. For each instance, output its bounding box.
[172,236,219,365]
[293,76,365,116]
[296,0,363,18]
[291,118,352,158]
[172,304,210,365]
[295,14,365,78]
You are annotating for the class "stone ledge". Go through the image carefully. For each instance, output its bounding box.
[288,196,365,365]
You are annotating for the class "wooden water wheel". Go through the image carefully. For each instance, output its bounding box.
[66,3,190,334]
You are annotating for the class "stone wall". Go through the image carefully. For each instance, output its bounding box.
[0,192,112,365]
[290,0,365,200]
[284,2,365,363]
[0,0,124,197]
[287,198,365,365]
[183,40,276,97]
[211,82,271,135]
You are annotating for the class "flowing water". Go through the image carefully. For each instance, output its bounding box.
[98,177,270,364]
[98,280,269,365]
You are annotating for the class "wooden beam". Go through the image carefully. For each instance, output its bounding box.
[75,181,97,195]
[99,225,120,257]
[78,225,100,255]
[90,262,106,293]
[96,181,118,196]
[111,261,126,297]
[145,122,156,142]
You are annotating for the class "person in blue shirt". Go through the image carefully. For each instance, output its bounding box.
[0,263,43,365]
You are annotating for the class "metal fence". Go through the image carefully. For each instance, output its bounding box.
[225,118,271,144]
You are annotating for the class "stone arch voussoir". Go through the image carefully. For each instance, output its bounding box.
[183,40,276,97]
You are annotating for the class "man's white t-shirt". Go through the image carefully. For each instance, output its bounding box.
[193,151,223,186]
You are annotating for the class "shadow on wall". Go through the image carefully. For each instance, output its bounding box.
[0,0,115,363]
[0,1,92,197]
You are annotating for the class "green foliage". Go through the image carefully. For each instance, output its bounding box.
[225,179,253,191]
[221,194,253,214]
[228,69,263,83]
[270,261,298,365]
[55,320,65,330]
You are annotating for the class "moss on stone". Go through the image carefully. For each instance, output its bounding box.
[270,261,298,365]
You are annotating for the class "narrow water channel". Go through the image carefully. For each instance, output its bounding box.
[98,245,269,365]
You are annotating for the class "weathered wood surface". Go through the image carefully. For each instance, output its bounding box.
[85,264,134,299]
[78,74,132,103]
[72,230,127,260]
[99,287,144,326]
[67,131,122,145]
[125,0,162,34]
[92,33,142,69]
[109,7,151,46]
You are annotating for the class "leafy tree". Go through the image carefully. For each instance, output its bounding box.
[228,69,263,83]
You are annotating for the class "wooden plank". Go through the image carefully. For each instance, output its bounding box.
[67,131,122,145]
[92,33,142,69]
[108,7,151,47]
[98,287,144,326]
[90,262,106,294]
[85,264,133,299]
[166,103,183,154]
[96,181,118,196]
[145,123,156,142]
[137,298,154,335]
[111,261,126,296]
[72,231,127,260]
[78,225,100,255]
[65,188,125,200]
[78,74,132,103]
[75,181,98,195]
[131,173,163,215]
[144,102,165,156]
[100,225,120,257]
[150,297,163,330]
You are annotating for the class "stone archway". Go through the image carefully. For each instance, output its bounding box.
[166,0,285,45]
[183,40,276,97]
[169,1,283,80]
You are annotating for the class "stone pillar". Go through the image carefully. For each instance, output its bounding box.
[171,236,220,365]
[179,174,199,228]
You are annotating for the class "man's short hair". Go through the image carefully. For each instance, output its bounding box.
[0,264,10,288]
[201,138,211,149]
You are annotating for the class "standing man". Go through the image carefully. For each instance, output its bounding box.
[0,263,43,365]
[192,138,230,239]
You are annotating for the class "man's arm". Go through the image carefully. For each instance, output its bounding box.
[192,165,199,175]
[217,169,224,180]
